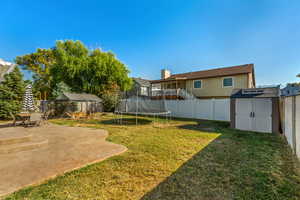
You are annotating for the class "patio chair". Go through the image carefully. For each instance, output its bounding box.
[68,112,88,120]
[25,113,43,127]
[87,112,95,119]
[65,112,75,119]
[42,110,52,124]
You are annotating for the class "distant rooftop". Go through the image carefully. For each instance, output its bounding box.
[133,77,151,87]
[0,59,13,66]
[0,59,15,82]
[257,84,280,88]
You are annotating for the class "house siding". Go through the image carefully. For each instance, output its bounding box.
[248,72,255,88]
[185,74,249,98]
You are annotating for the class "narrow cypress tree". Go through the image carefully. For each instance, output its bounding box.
[0,67,25,119]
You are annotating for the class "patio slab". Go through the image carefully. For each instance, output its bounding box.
[0,124,127,197]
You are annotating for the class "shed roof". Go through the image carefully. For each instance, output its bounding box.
[231,87,280,98]
[56,92,102,102]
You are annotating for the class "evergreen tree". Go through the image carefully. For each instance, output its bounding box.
[0,67,25,119]
[51,81,72,98]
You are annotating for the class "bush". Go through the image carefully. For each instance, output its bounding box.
[0,100,21,119]
[101,84,120,112]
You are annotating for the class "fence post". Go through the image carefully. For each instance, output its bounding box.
[193,99,195,118]
[212,98,215,120]
[293,96,297,154]
[296,95,300,159]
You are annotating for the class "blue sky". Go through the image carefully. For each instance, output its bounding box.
[1,0,300,86]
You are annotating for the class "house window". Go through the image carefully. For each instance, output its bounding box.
[223,77,233,87]
[140,86,148,96]
[194,80,202,89]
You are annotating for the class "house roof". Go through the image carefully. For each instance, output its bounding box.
[133,78,151,87]
[151,64,255,84]
[0,60,15,82]
[56,92,102,102]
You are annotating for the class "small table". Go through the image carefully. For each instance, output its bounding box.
[17,113,31,125]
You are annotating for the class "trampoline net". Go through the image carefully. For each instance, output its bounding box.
[115,96,170,115]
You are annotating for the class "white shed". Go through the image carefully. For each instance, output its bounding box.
[230,88,280,133]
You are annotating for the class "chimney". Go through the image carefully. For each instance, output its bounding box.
[161,69,171,79]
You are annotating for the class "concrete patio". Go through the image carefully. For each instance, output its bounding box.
[0,123,127,197]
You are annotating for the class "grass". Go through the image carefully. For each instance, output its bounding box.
[4,114,300,200]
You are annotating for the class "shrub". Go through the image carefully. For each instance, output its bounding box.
[101,84,120,112]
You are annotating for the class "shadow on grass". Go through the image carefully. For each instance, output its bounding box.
[178,120,230,133]
[99,118,153,126]
[141,124,300,200]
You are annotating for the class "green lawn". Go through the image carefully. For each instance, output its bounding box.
[5,114,300,200]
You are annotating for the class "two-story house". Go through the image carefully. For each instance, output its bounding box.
[150,64,255,99]
[125,78,152,98]
[281,83,300,96]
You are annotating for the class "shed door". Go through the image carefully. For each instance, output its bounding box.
[235,98,273,133]
[253,98,272,133]
[235,99,253,131]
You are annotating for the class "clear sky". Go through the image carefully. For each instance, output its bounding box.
[1,0,300,86]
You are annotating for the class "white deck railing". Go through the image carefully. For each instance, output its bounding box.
[151,89,195,99]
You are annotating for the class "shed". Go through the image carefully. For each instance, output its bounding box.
[230,88,280,133]
[55,92,103,113]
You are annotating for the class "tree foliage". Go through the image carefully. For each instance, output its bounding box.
[51,82,72,98]
[16,40,132,102]
[0,67,25,119]
[52,40,132,96]
[15,49,55,100]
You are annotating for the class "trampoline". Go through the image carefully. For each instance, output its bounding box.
[114,96,171,125]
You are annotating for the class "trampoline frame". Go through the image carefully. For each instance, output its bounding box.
[114,90,171,125]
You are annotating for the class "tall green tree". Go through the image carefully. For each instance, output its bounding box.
[16,48,55,100]
[52,40,132,96]
[0,67,25,119]
[15,40,132,101]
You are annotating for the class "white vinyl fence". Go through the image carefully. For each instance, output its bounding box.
[118,98,231,121]
[165,98,230,121]
[283,95,300,159]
